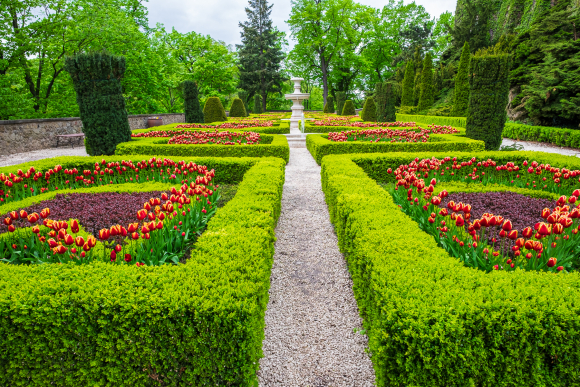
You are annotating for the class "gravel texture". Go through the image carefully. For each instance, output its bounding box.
[0,146,88,167]
[502,138,580,157]
[258,148,375,386]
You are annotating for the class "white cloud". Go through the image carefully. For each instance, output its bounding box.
[145,0,457,46]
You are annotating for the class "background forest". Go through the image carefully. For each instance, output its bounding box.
[1,0,578,128]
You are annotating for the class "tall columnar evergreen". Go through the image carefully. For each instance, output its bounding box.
[238,90,250,116]
[237,0,286,112]
[375,82,396,122]
[253,94,262,114]
[229,98,247,117]
[400,61,415,107]
[326,95,335,113]
[183,81,204,123]
[451,42,471,117]
[64,52,131,156]
[466,50,511,150]
[413,72,421,106]
[418,52,434,111]
[360,97,377,122]
[342,100,355,115]
[203,97,227,123]
[335,92,346,116]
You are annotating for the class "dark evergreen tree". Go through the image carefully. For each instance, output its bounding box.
[253,94,262,114]
[360,97,377,122]
[449,0,494,59]
[413,71,422,106]
[375,82,397,122]
[183,81,204,123]
[342,100,355,115]
[466,49,510,150]
[229,98,247,117]
[238,90,250,116]
[327,95,335,113]
[65,52,130,156]
[237,0,286,112]
[335,91,346,116]
[203,97,227,123]
[451,42,471,117]
[401,61,415,107]
[418,52,434,111]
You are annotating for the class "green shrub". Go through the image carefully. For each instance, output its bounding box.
[335,92,346,116]
[183,80,204,123]
[326,95,335,113]
[321,153,580,387]
[397,114,467,127]
[306,133,485,164]
[451,42,471,117]
[375,82,396,122]
[229,98,247,117]
[418,52,434,111]
[466,51,510,150]
[360,97,377,122]
[116,135,290,163]
[238,91,250,117]
[342,100,355,116]
[203,97,227,123]
[64,52,131,156]
[0,157,285,385]
[253,95,262,114]
[401,61,415,107]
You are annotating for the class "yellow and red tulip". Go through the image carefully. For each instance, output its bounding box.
[27,213,39,224]
[71,219,79,233]
[3,217,11,226]
[64,234,74,245]
[522,227,533,238]
[32,225,40,234]
[9,211,18,220]
[40,208,50,219]
[19,210,28,219]
[137,209,147,221]
[98,229,110,240]
[547,257,557,268]
[75,236,85,247]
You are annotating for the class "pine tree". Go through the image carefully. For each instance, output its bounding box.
[335,92,346,116]
[237,0,286,112]
[418,52,434,111]
[400,61,415,107]
[375,82,397,122]
[451,42,471,117]
[253,94,262,114]
[413,71,421,106]
[183,81,204,123]
[360,97,377,122]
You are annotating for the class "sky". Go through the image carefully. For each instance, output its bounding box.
[145,0,458,47]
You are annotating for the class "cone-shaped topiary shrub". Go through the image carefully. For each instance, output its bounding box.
[342,100,355,116]
[451,42,471,117]
[203,97,227,123]
[335,92,346,116]
[323,101,329,113]
[253,95,262,114]
[375,82,396,122]
[401,61,415,107]
[238,91,250,116]
[65,52,131,156]
[418,52,434,111]
[229,98,247,117]
[466,50,510,150]
[183,80,204,123]
[360,97,377,122]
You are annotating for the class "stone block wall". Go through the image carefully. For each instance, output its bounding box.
[0,113,185,156]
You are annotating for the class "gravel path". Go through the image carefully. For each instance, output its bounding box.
[502,138,580,157]
[0,147,88,167]
[258,148,375,387]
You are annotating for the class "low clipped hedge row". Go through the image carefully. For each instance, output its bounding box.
[306,133,485,164]
[116,135,290,163]
[135,121,291,135]
[397,114,580,148]
[321,153,580,387]
[0,156,286,385]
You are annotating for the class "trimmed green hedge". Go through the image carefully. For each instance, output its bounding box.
[116,134,290,163]
[321,153,580,387]
[0,156,285,385]
[306,134,485,164]
[397,114,467,127]
[133,122,290,135]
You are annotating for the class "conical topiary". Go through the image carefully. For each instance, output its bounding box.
[360,97,377,122]
[253,95,262,114]
[183,80,204,123]
[229,98,247,117]
[238,91,250,116]
[418,52,434,111]
[342,100,355,115]
[401,61,415,107]
[451,42,471,117]
[203,97,227,123]
[335,92,346,116]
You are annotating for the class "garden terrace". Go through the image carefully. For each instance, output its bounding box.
[0,155,285,384]
[321,151,580,386]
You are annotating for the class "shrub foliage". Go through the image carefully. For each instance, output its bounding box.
[183,80,204,123]
[253,95,262,114]
[342,100,355,116]
[203,97,227,123]
[360,97,377,122]
[418,52,434,111]
[451,42,471,117]
[335,91,346,116]
[401,61,415,107]
[229,98,247,117]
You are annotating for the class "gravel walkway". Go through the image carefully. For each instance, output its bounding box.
[0,147,88,167]
[258,148,375,386]
[502,138,580,157]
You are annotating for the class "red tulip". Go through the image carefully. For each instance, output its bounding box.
[71,219,80,233]
[546,214,558,224]
[131,232,140,240]
[114,244,122,252]
[124,254,132,262]
[547,257,557,268]
[537,223,550,236]
[19,210,28,219]
[48,238,58,248]
[110,250,117,261]
[161,193,168,200]
[143,202,151,211]
[148,212,156,221]
[32,225,40,234]
[40,208,50,218]
[455,215,465,227]
[128,223,138,233]
[560,217,573,228]
[87,236,96,248]
[502,220,512,232]
[27,213,39,224]
[569,196,577,204]
[56,245,67,254]
[573,189,580,197]
[557,266,564,272]
[8,224,15,232]
[515,238,525,248]
[3,217,11,226]
[98,229,110,240]
[522,227,533,238]
[75,236,85,247]
[557,196,567,207]
[499,230,507,239]
[156,221,163,230]
[137,209,147,221]
[524,240,534,250]
[541,208,551,219]
[64,234,74,245]
[9,211,18,220]
[553,223,564,235]
[83,243,91,252]
[120,226,127,237]
[507,230,518,240]
[158,212,166,221]
[148,221,156,232]
[141,225,150,234]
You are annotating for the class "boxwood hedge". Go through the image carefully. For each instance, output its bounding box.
[133,122,291,135]
[306,133,485,164]
[321,153,580,387]
[0,156,285,386]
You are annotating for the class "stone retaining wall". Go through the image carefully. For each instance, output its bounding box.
[0,113,185,156]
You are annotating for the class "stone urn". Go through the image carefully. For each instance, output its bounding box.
[147,117,163,128]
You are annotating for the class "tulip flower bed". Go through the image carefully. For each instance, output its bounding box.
[327,125,459,143]
[167,131,261,145]
[174,121,274,129]
[0,156,285,385]
[314,120,419,128]
[321,152,580,387]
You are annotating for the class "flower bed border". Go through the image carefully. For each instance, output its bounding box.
[0,156,285,386]
[321,152,580,387]
[306,133,485,164]
[135,120,291,134]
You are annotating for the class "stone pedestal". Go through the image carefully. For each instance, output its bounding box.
[284,78,310,134]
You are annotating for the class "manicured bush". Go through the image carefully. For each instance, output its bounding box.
[306,133,484,164]
[238,90,250,117]
[342,100,355,116]
[183,80,204,123]
[64,52,131,156]
[116,135,290,163]
[375,82,396,122]
[321,153,580,387]
[360,97,377,122]
[418,52,434,111]
[203,97,227,123]
[324,95,335,113]
[335,92,346,116]
[466,51,511,150]
[397,114,467,127]
[0,157,285,385]
[229,98,247,118]
[401,61,415,107]
[253,95,262,114]
[451,42,471,117]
